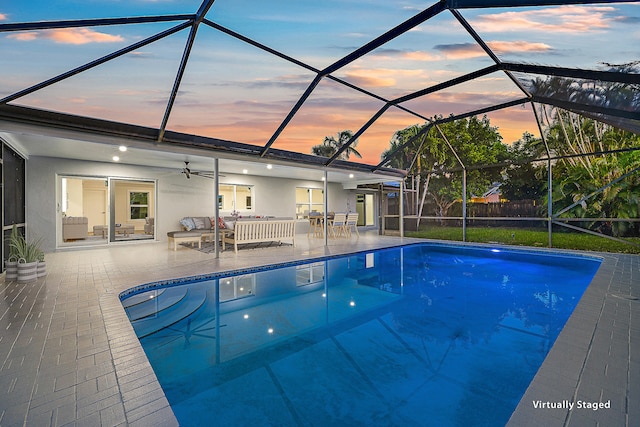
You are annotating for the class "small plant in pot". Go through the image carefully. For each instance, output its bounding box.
[10,232,43,283]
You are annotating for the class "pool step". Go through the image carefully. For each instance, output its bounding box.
[124,287,189,321]
[122,288,167,309]
[131,286,209,339]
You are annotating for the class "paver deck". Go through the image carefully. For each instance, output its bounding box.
[1,234,637,426]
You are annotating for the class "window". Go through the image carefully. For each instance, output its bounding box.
[2,142,26,267]
[219,274,255,301]
[296,187,324,219]
[296,262,325,286]
[219,184,254,213]
[129,191,149,220]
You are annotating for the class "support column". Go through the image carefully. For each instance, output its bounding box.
[214,158,220,258]
[379,183,385,235]
[323,170,328,247]
[462,168,467,242]
[548,159,553,248]
[399,180,404,237]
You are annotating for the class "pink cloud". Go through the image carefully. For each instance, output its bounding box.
[8,28,123,44]
[401,51,441,61]
[474,6,616,33]
[342,71,397,88]
[486,41,551,54]
[7,32,39,41]
[0,13,7,21]
[436,41,551,59]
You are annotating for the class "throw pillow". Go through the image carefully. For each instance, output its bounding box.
[179,217,196,231]
[192,217,206,230]
[217,217,226,229]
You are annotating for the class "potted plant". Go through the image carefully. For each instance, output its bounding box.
[10,232,42,283]
[5,225,20,281]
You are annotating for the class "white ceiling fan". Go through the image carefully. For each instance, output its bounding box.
[181,161,222,179]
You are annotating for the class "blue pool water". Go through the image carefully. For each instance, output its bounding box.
[120,243,601,426]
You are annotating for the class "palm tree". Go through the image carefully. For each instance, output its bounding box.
[311,143,336,157]
[311,130,362,160]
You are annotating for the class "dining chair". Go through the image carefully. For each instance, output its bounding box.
[345,212,359,237]
[328,213,347,238]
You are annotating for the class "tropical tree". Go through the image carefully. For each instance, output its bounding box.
[311,130,362,160]
[381,124,430,218]
[500,132,547,201]
[382,115,509,219]
[540,109,640,237]
[523,61,640,237]
[425,116,509,217]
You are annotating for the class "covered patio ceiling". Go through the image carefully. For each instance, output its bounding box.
[0,0,638,179]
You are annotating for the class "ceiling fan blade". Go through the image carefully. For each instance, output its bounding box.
[181,161,224,178]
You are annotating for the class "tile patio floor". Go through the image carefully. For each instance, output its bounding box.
[0,233,637,426]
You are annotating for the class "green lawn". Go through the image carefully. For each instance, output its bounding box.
[405,227,640,254]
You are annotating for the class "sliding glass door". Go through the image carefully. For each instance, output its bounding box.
[59,176,156,247]
[60,176,108,247]
[109,178,156,242]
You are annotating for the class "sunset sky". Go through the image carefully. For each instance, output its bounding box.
[1,1,638,165]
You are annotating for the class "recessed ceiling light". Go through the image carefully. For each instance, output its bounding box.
[112,156,120,161]
[266,164,273,169]
[118,145,127,152]
[242,169,248,174]
[349,173,354,178]
[321,176,326,181]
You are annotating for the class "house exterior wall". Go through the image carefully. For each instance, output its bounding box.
[27,156,360,253]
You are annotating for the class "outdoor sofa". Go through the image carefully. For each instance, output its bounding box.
[167,216,296,252]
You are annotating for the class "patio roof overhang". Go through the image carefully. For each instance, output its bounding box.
[0,104,406,186]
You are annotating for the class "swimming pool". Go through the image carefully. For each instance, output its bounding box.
[120,243,602,426]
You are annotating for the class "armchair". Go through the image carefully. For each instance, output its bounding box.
[63,217,88,241]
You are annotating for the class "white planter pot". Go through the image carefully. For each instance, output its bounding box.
[5,257,18,281]
[37,260,47,278]
[17,259,38,283]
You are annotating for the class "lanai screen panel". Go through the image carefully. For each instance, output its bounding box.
[208,0,420,70]
[460,3,640,70]
[272,78,386,165]
[358,108,439,166]
[0,22,187,103]
[10,24,188,128]
[165,25,317,146]
[333,12,486,101]
[400,70,525,122]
